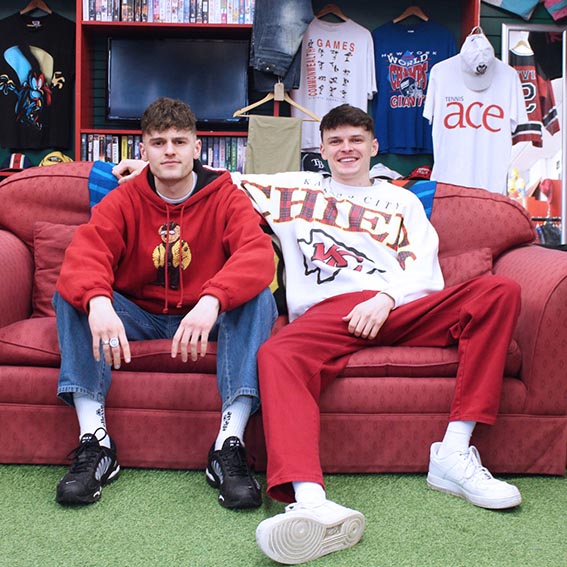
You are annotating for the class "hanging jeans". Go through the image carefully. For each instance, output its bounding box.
[250,0,313,91]
[257,275,521,502]
[54,287,277,414]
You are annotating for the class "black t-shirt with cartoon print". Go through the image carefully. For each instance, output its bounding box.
[0,12,75,150]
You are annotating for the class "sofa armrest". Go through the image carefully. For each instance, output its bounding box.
[494,245,567,414]
[0,229,33,327]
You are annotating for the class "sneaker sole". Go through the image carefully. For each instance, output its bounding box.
[427,473,522,510]
[256,508,365,564]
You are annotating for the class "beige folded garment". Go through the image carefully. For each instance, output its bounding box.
[244,115,302,174]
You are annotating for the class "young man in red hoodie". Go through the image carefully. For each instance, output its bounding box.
[54,97,277,508]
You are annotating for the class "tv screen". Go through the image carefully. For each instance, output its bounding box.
[107,38,249,126]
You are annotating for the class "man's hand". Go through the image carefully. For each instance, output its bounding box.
[343,292,395,340]
[112,159,148,184]
[172,295,220,362]
[88,296,131,369]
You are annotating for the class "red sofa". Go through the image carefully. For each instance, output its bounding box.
[1,162,566,475]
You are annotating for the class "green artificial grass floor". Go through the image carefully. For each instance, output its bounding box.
[1,465,565,567]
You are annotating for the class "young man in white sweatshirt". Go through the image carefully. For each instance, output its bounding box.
[114,104,522,565]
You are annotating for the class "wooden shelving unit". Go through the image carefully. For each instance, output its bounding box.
[73,0,481,162]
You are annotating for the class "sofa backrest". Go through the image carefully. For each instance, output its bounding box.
[431,182,536,258]
[0,162,536,258]
[0,162,92,248]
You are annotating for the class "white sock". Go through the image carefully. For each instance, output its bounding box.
[293,482,327,505]
[438,420,476,458]
[214,396,253,450]
[73,393,111,448]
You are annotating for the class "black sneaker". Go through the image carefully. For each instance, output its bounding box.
[56,430,120,505]
[205,436,262,509]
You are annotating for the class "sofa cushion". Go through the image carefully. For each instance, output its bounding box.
[0,162,92,248]
[438,247,493,288]
[0,317,61,366]
[0,317,522,378]
[0,318,217,373]
[343,340,522,378]
[32,222,78,317]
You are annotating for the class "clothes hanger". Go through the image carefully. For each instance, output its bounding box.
[468,25,485,36]
[233,82,320,122]
[512,39,533,54]
[512,38,533,54]
[393,5,428,23]
[315,3,348,22]
[20,0,53,15]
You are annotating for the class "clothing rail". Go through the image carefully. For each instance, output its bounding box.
[531,216,562,223]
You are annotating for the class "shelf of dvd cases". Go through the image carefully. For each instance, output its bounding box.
[81,131,248,172]
[83,0,255,24]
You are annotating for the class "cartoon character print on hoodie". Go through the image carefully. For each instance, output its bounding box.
[152,221,192,290]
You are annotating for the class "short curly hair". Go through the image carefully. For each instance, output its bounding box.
[141,97,197,135]
[320,104,374,138]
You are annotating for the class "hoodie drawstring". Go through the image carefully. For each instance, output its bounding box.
[176,205,186,309]
[162,207,171,314]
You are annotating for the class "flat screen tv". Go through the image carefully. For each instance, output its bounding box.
[107,37,249,126]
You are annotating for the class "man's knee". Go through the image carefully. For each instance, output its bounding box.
[240,287,277,318]
[52,290,79,318]
[52,290,64,311]
[489,275,521,306]
[257,287,278,313]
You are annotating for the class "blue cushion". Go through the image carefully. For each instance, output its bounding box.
[88,160,119,208]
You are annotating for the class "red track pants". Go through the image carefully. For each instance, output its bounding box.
[257,275,521,502]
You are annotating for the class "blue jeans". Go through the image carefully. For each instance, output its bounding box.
[53,289,277,414]
[250,0,313,91]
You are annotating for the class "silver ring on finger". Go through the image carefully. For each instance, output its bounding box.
[102,339,110,346]
[109,337,120,348]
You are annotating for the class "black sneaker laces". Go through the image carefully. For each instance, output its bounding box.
[66,429,108,474]
[220,442,249,478]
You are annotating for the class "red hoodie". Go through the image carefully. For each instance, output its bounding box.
[56,163,274,315]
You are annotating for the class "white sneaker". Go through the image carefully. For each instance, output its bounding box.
[256,499,365,565]
[427,442,522,509]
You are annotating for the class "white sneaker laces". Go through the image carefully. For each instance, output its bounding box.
[461,446,494,485]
